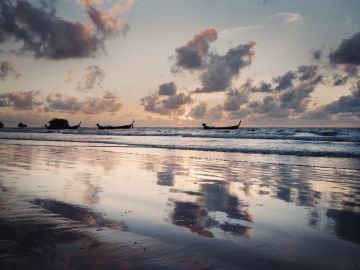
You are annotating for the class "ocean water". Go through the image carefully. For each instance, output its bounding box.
[1,127,360,157]
[0,127,360,269]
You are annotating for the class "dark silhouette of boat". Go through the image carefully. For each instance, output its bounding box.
[0,121,3,128]
[97,121,134,130]
[202,120,241,130]
[45,118,81,129]
[18,122,27,128]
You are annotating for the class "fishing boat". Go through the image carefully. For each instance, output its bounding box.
[97,121,134,130]
[202,120,241,130]
[18,122,27,128]
[45,118,81,129]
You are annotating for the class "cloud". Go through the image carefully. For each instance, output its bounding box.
[194,42,256,93]
[305,82,360,120]
[141,93,192,116]
[81,92,122,114]
[158,82,177,96]
[76,65,105,91]
[271,12,304,24]
[323,83,360,114]
[220,62,324,120]
[279,82,315,113]
[173,28,217,71]
[219,25,264,39]
[188,102,207,119]
[273,71,296,91]
[312,50,322,61]
[0,90,41,109]
[223,80,252,111]
[250,81,273,93]
[45,91,122,114]
[249,95,277,115]
[297,65,319,81]
[332,65,358,86]
[0,0,132,59]
[329,31,360,65]
[82,0,133,36]
[205,105,224,120]
[0,60,21,80]
[45,93,82,112]
[141,82,192,116]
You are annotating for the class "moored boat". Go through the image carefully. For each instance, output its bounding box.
[202,120,241,130]
[97,121,134,130]
[45,118,81,129]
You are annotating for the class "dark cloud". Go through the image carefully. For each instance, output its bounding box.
[188,102,207,119]
[305,83,360,120]
[225,68,324,120]
[332,65,358,86]
[223,80,252,111]
[279,82,315,113]
[173,28,217,71]
[76,65,105,91]
[158,82,177,96]
[251,65,321,94]
[45,91,122,114]
[250,81,273,93]
[329,32,360,65]
[249,95,277,115]
[0,0,132,59]
[0,90,41,109]
[141,82,192,116]
[312,50,322,61]
[162,93,192,109]
[195,42,256,93]
[323,83,360,114]
[333,74,349,86]
[0,60,21,80]
[297,65,319,81]
[273,71,296,91]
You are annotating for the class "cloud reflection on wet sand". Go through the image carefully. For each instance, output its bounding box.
[0,143,360,269]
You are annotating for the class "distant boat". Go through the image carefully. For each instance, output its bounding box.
[202,120,241,130]
[45,118,81,129]
[0,121,3,128]
[97,121,134,130]
[18,122,27,128]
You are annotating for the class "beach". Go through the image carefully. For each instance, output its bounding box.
[0,128,360,270]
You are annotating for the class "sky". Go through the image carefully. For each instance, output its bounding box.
[0,0,360,127]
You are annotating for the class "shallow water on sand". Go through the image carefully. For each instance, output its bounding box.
[0,142,360,269]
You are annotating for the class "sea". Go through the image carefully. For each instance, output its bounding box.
[0,127,360,269]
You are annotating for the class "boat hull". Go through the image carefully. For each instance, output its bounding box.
[202,120,241,130]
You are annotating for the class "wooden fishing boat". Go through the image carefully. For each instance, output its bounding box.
[202,120,241,130]
[18,122,27,128]
[97,121,134,130]
[45,118,81,129]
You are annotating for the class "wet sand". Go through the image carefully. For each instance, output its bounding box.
[0,142,360,270]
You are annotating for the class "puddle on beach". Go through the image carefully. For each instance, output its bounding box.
[0,143,360,269]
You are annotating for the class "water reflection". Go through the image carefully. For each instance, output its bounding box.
[1,143,360,269]
[33,199,128,231]
[140,151,360,244]
[326,209,360,244]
